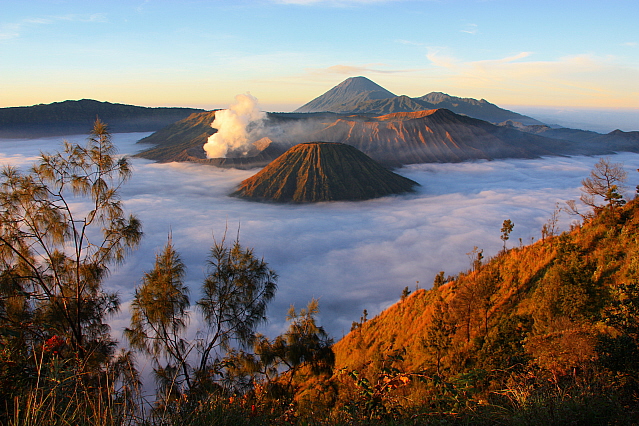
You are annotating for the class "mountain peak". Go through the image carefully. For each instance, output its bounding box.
[419,92,450,103]
[293,78,541,125]
[231,142,418,203]
[294,76,396,113]
[334,76,394,95]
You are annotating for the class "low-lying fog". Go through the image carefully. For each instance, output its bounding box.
[3,133,639,342]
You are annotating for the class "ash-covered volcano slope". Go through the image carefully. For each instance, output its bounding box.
[134,110,288,169]
[135,76,639,168]
[311,109,575,167]
[135,107,639,169]
[135,108,573,168]
[231,142,419,203]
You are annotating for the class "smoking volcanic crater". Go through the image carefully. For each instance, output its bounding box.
[231,142,419,203]
[134,76,639,205]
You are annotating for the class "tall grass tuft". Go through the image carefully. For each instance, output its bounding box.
[8,350,144,426]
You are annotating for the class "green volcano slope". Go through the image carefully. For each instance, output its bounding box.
[232,142,419,203]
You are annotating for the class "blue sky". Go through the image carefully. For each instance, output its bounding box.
[1,0,638,112]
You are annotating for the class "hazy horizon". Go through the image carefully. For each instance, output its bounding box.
[3,92,638,135]
[502,105,639,134]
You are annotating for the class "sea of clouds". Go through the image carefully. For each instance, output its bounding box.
[2,132,639,345]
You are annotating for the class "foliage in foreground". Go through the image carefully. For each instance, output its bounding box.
[0,119,142,424]
[2,127,639,425]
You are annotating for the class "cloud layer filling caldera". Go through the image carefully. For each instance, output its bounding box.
[2,133,639,341]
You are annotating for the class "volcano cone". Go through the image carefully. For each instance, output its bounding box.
[232,142,419,203]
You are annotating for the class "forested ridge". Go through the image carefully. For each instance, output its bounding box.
[1,121,638,425]
[0,100,202,138]
[337,195,639,373]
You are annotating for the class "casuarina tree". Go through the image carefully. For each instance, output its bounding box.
[0,119,142,365]
[501,219,514,252]
[126,232,278,402]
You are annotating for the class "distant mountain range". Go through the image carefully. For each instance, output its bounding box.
[497,120,639,153]
[141,76,622,168]
[0,99,203,138]
[232,142,418,203]
[135,106,639,169]
[295,76,544,125]
[307,109,572,167]
[5,79,639,179]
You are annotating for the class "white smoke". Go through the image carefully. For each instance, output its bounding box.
[203,93,266,158]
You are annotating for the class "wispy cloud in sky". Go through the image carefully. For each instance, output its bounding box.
[0,18,48,41]
[307,64,414,75]
[65,13,108,23]
[273,0,400,5]
[395,39,425,47]
[136,0,152,13]
[461,23,478,35]
[424,51,639,107]
[425,47,459,69]
[0,24,20,41]
[0,14,107,41]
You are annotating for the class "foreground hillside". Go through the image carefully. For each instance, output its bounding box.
[329,197,639,423]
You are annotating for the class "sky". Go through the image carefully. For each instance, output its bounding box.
[1,0,638,116]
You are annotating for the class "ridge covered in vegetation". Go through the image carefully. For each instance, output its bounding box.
[331,191,639,423]
[0,99,203,138]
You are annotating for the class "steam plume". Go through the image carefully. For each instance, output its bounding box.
[203,93,266,158]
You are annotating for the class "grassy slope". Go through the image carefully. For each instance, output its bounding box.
[334,199,639,375]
